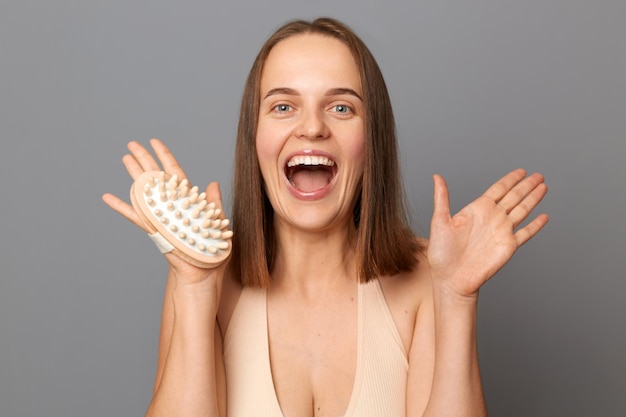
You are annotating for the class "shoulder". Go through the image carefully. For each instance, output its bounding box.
[381,238,432,304]
[378,238,433,352]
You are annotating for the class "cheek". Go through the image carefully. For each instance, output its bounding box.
[255,128,282,181]
[255,116,284,149]
[344,128,366,167]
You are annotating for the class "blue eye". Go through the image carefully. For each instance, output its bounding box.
[333,105,351,113]
[274,104,291,112]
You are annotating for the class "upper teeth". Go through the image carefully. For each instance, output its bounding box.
[287,155,335,167]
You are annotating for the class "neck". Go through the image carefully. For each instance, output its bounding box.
[270,219,358,296]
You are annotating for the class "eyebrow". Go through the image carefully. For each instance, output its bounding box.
[327,88,362,101]
[264,87,298,98]
[263,87,362,101]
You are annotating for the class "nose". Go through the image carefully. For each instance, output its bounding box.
[295,109,330,140]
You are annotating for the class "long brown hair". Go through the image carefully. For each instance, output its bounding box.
[231,17,422,287]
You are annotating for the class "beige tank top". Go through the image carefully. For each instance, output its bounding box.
[223,279,408,417]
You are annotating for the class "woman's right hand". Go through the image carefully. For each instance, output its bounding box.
[102,138,230,287]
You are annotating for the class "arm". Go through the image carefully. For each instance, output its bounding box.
[103,139,228,416]
[420,285,487,416]
[408,169,549,416]
[146,266,225,417]
[153,268,175,395]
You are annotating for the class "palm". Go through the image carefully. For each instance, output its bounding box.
[427,170,549,297]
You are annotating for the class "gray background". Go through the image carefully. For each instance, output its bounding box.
[1,0,624,416]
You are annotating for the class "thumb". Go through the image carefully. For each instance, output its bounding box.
[205,181,223,208]
[432,174,451,221]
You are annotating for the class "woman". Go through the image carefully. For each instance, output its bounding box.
[103,17,548,417]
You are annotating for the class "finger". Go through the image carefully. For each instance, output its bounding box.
[127,141,161,173]
[205,181,222,205]
[122,153,146,180]
[509,182,548,228]
[432,174,451,221]
[205,182,227,220]
[497,172,545,213]
[483,168,527,202]
[102,193,148,231]
[514,213,549,247]
[150,138,187,179]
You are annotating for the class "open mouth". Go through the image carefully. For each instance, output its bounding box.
[285,154,337,193]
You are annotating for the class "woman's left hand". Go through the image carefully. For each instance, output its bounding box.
[426,169,549,299]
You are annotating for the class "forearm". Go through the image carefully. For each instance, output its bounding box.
[146,276,222,417]
[153,270,176,394]
[423,285,487,417]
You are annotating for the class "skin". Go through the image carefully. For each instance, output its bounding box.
[102,33,549,417]
[255,34,365,416]
[256,34,366,236]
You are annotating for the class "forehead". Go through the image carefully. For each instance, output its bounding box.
[260,33,362,93]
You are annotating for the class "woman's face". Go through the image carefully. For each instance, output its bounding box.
[256,33,365,234]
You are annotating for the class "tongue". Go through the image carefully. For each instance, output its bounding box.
[291,167,332,192]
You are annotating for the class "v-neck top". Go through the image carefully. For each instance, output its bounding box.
[223,279,408,417]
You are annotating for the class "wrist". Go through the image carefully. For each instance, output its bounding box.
[431,278,480,308]
[431,280,480,336]
[172,281,221,319]
[167,254,225,285]
[171,267,223,303]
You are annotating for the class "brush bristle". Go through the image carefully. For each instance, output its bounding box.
[134,171,232,262]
